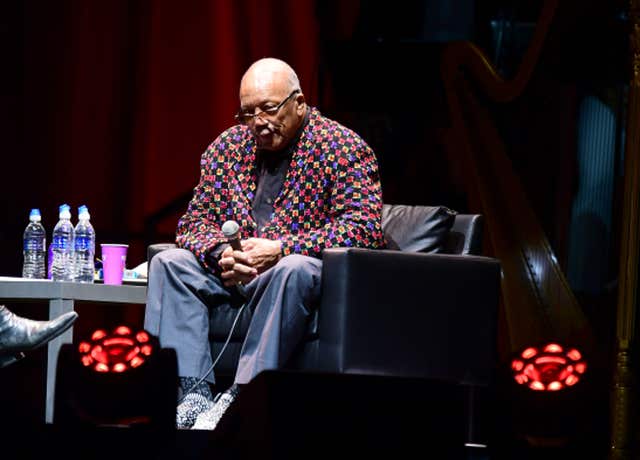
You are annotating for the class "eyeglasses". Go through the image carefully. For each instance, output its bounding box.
[235,89,299,124]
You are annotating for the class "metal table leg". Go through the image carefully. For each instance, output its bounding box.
[46,298,74,424]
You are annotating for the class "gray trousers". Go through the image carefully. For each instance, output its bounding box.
[143,248,322,385]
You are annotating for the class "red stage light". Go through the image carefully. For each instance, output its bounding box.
[511,343,587,391]
[78,325,155,373]
[55,332,176,432]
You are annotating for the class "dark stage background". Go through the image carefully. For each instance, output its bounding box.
[0,0,481,266]
[0,0,476,424]
[0,0,474,333]
[0,1,627,448]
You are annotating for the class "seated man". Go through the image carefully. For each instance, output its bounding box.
[0,305,78,368]
[144,57,385,430]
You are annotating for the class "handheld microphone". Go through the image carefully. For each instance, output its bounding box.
[221,220,242,251]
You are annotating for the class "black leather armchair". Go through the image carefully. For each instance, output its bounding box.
[147,205,501,388]
[148,205,501,446]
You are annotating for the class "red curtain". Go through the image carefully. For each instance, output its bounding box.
[9,0,326,266]
[0,0,348,333]
[132,0,322,238]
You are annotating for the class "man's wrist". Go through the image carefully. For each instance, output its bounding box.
[273,240,283,260]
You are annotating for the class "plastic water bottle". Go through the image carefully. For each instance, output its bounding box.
[73,205,96,283]
[47,244,54,279]
[22,208,47,279]
[51,204,75,281]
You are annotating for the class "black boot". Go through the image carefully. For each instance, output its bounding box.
[0,305,78,368]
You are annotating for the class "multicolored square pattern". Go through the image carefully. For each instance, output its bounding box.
[176,107,385,272]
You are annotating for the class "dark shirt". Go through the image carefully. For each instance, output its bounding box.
[252,150,290,233]
[253,108,310,232]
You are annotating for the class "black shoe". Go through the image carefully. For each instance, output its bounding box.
[0,305,78,368]
[0,351,26,368]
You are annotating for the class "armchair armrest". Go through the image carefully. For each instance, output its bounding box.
[314,247,501,386]
[147,243,177,265]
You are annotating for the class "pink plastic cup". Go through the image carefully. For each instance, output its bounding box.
[101,244,129,285]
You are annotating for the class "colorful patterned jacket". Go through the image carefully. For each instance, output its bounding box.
[176,107,385,272]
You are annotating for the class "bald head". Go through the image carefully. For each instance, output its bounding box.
[240,58,300,96]
[237,58,307,152]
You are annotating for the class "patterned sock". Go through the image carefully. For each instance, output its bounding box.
[176,393,214,429]
[178,376,214,401]
[176,377,215,429]
[192,384,242,431]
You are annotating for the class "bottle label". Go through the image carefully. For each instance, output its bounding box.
[53,234,72,249]
[23,239,45,251]
[75,236,93,251]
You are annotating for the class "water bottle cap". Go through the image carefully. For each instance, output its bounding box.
[29,208,41,222]
[78,205,90,219]
[59,204,71,219]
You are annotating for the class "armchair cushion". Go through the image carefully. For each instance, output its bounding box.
[382,204,456,253]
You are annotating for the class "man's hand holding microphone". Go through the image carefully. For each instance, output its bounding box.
[218,221,282,288]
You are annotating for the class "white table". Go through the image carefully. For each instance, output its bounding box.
[0,276,147,423]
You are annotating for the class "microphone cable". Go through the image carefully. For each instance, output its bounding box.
[177,301,247,405]
[179,221,247,405]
